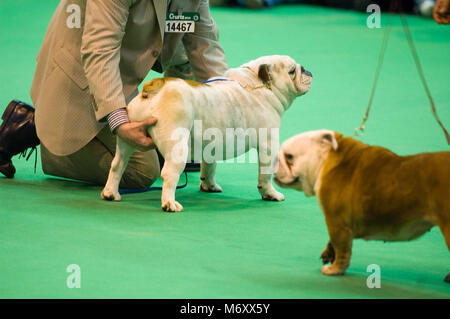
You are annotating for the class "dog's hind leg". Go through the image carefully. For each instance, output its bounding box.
[437,217,450,283]
[101,136,135,202]
[200,160,223,193]
[158,135,189,212]
[160,162,186,212]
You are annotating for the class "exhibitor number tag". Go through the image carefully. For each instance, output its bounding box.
[165,21,194,33]
[165,11,200,33]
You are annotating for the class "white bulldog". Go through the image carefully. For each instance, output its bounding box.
[101,55,312,212]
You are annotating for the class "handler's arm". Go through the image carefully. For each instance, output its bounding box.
[182,0,228,81]
[81,0,130,122]
[81,0,155,150]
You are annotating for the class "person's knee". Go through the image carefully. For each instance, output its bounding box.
[120,158,160,189]
[40,144,76,179]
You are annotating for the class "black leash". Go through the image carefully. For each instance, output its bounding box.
[355,0,450,145]
[119,171,188,195]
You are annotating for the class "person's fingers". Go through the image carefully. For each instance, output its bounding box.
[136,136,155,151]
[142,116,158,128]
[117,120,156,151]
[141,136,155,148]
[146,137,156,149]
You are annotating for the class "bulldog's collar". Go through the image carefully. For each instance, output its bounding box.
[203,71,271,92]
[242,66,272,91]
[202,78,233,84]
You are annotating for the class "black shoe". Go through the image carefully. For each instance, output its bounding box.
[0,100,40,178]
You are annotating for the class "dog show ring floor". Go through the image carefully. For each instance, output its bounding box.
[0,1,449,298]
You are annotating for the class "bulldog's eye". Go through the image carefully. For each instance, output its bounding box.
[284,153,294,162]
[288,68,296,76]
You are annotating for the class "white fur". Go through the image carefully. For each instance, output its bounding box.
[102,55,312,212]
[274,129,337,197]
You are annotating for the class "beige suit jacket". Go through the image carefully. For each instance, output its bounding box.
[30,0,228,156]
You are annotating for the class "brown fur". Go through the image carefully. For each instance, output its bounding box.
[318,134,450,279]
[258,64,272,85]
[141,77,204,98]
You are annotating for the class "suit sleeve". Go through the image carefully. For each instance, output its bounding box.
[182,0,228,82]
[81,0,132,122]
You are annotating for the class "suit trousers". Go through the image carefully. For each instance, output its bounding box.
[40,125,160,189]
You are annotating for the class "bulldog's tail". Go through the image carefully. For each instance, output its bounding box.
[142,78,166,98]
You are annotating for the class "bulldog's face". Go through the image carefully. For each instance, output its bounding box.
[243,55,313,98]
[274,130,338,196]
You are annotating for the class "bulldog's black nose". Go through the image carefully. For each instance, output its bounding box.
[301,66,312,77]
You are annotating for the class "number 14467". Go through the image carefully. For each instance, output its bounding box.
[165,21,195,33]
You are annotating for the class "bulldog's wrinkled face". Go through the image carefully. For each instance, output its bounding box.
[244,55,313,98]
[274,130,338,196]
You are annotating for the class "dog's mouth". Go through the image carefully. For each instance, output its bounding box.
[297,68,312,94]
[301,77,312,88]
[274,176,300,188]
[301,73,312,86]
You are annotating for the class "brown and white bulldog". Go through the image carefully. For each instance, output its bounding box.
[274,129,450,282]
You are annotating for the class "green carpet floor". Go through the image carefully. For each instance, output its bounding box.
[0,1,449,298]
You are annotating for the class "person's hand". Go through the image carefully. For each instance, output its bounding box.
[434,0,450,24]
[116,117,158,151]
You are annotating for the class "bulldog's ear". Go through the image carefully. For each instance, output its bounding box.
[258,64,272,85]
[320,132,338,151]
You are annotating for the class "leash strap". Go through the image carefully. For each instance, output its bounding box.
[202,77,268,91]
[355,0,450,145]
[399,13,450,145]
[354,14,392,137]
[118,171,188,195]
[202,78,233,84]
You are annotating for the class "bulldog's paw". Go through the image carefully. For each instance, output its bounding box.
[101,188,121,202]
[200,181,223,193]
[320,242,335,264]
[261,189,285,201]
[321,264,346,276]
[162,200,183,212]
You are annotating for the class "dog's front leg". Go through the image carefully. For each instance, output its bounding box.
[320,241,335,265]
[200,160,223,193]
[257,141,284,201]
[101,136,135,201]
[321,223,353,276]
